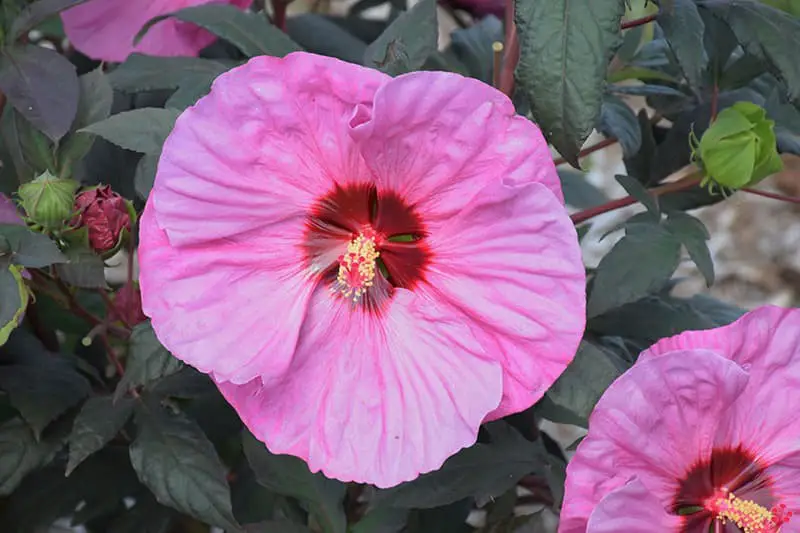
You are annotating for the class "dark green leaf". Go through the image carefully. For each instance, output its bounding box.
[351,507,408,533]
[615,174,659,215]
[134,153,159,199]
[515,0,625,165]
[449,16,504,83]
[558,169,609,209]
[0,331,91,437]
[589,294,717,342]
[8,0,91,41]
[541,342,625,425]
[244,522,314,533]
[80,108,180,155]
[598,94,642,157]
[588,222,681,317]
[364,0,438,75]
[0,224,65,267]
[66,396,135,475]
[287,14,367,64]
[610,83,687,97]
[109,493,174,533]
[657,0,707,89]
[57,68,113,174]
[0,44,78,140]
[11,107,55,177]
[720,53,767,91]
[138,4,301,58]
[243,431,347,533]
[130,403,238,530]
[55,247,107,289]
[0,418,61,495]
[705,0,800,101]
[372,423,539,509]
[407,500,472,533]
[109,54,232,93]
[115,321,182,399]
[685,293,746,325]
[665,211,715,286]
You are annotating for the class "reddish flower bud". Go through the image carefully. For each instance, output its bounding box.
[73,186,132,254]
[113,282,146,326]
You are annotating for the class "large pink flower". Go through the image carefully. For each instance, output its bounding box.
[61,0,252,63]
[560,306,800,533]
[139,52,585,487]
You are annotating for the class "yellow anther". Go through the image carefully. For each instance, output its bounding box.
[708,492,790,533]
[334,233,380,302]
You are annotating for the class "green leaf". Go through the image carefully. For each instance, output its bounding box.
[108,493,174,533]
[541,342,625,425]
[0,418,61,495]
[665,211,715,286]
[0,331,91,437]
[761,0,800,16]
[598,95,642,157]
[0,266,27,347]
[57,68,113,174]
[588,221,681,317]
[115,321,182,400]
[615,174,659,216]
[243,431,347,533]
[80,108,180,155]
[8,0,91,41]
[10,107,55,177]
[448,16,504,83]
[515,0,625,165]
[130,402,238,530]
[286,14,368,64]
[66,396,135,475]
[0,44,78,140]
[138,4,301,58]
[0,224,66,267]
[407,500,472,533]
[657,0,706,89]
[558,169,609,209]
[351,507,408,533]
[372,423,540,510]
[134,153,159,199]
[109,54,232,93]
[364,0,438,75]
[244,522,315,533]
[54,247,108,289]
[708,0,800,101]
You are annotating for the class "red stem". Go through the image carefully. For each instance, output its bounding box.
[571,173,702,225]
[710,79,719,121]
[271,0,287,32]
[554,137,618,167]
[621,13,657,30]
[741,187,800,204]
[499,0,518,97]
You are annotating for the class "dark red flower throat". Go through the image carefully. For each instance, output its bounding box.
[672,446,791,532]
[303,183,431,310]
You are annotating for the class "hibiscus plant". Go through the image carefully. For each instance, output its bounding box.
[0,0,799,532]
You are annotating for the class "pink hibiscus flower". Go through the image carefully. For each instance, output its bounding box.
[560,306,800,533]
[138,52,585,488]
[61,0,253,63]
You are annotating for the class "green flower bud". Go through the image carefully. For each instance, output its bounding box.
[17,171,80,230]
[693,101,783,191]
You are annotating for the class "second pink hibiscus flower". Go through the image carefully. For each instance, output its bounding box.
[139,52,586,488]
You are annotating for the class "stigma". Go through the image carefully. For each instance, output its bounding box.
[334,232,380,302]
[705,491,791,533]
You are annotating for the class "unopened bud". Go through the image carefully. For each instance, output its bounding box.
[17,171,79,230]
[71,185,135,256]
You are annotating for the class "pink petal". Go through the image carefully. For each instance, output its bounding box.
[642,306,800,465]
[62,0,253,63]
[215,287,504,488]
[348,70,563,233]
[422,180,585,419]
[584,478,683,533]
[139,198,314,384]
[152,53,388,247]
[559,350,749,533]
[0,195,22,226]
